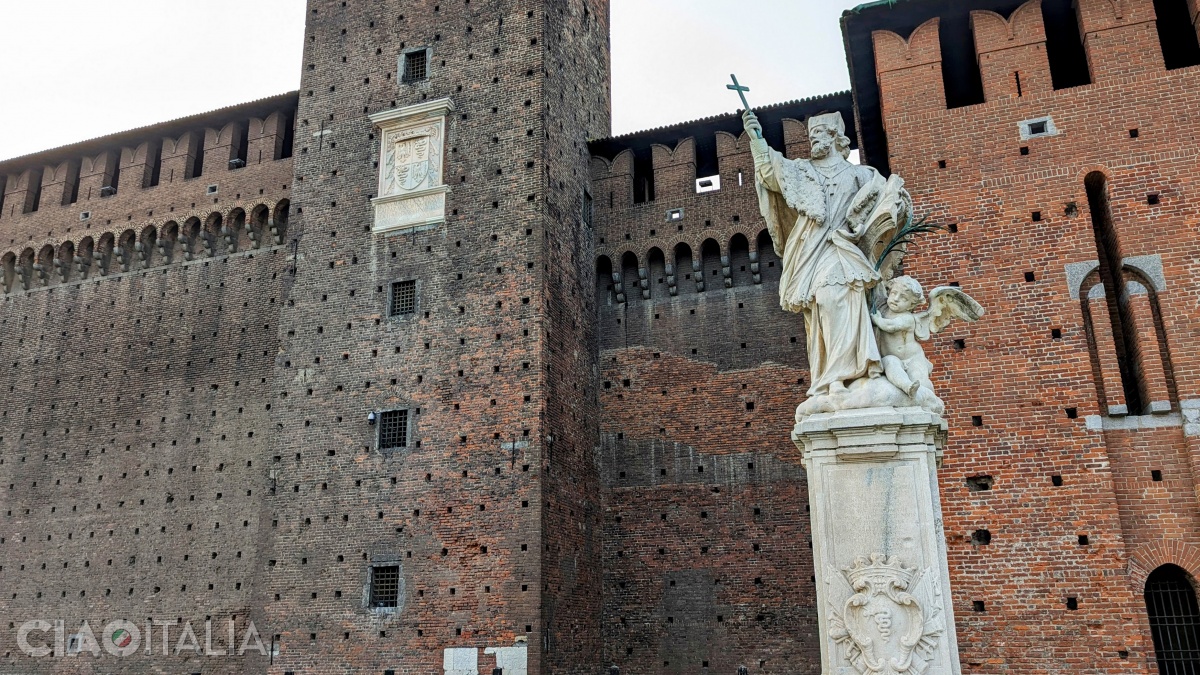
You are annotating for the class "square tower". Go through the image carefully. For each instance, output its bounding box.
[260,1,611,674]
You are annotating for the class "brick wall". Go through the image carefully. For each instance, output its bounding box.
[259,1,609,674]
[587,98,849,675]
[0,94,295,674]
[864,0,1200,670]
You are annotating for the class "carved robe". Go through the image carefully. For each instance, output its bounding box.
[753,141,883,397]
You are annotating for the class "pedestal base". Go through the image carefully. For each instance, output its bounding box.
[793,407,961,675]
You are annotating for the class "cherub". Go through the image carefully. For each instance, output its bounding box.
[871,276,985,400]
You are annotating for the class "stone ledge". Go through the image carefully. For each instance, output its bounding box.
[792,406,947,465]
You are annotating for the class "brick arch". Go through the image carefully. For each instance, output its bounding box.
[225,207,246,253]
[137,224,159,269]
[35,244,56,288]
[1075,164,1112,184]
[18,247,36,290]
[1128,540,1200,591]
[646,246,667,300]
[181,217,203,260]
[55,240,75,284]
[271,199,290,244]
[75,237,95,280]
[1,251,17,293]
[94,233,115,277]
[248,204,271,249]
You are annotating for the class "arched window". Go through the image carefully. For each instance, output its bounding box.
[1145,564,1200,673]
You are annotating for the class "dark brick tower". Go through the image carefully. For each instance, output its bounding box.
[259,1,611,674]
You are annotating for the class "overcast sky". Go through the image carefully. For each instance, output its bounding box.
[0,0,866,161]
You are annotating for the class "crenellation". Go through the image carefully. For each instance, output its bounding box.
[79,149,119,201]
[3,167,42,218]
[39,160,73,210]
[873,19,947,121]
[161,130,203,183]
[204,120,247,174]
[972,1,1054,101]
[650,138,697,198]
[1077,0,1165,79]
[120,141,158,192]
[780,119,811,159]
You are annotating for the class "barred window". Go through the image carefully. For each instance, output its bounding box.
[402,50,428,82]
[370,565,401,608]
[378,409,409,450]
[1146,564,1200,673]
[390,280,417,316]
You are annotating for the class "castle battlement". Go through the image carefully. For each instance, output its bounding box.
[0,93,296,250]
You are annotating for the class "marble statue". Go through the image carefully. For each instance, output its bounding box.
[742,109,982,417]
[873,276,985,406]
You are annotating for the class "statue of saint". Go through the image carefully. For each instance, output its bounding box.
[743,110,886,400]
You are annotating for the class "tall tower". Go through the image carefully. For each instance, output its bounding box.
[260,1,611,674]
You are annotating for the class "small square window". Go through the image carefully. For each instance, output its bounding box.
[1019,116,1057,140]
[370,565,401,608]
[402,50,428,82]
[378,410,409,450]
[390,280,416,316]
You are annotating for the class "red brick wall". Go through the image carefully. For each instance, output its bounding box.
[589,103,825,674]
[873,0,1200,670]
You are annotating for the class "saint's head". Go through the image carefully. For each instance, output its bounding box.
[807,112,852,161]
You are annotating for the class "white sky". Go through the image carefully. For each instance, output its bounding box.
[0,0,866,161]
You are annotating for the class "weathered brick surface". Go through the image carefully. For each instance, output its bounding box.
[3,0,1200,673]
[587,101,836,674]
[0,94,295,674]
[258,1,609,674]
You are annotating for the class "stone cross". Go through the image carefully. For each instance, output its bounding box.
[727,74,762,139]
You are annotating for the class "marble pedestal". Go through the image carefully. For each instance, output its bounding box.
[792,407,961,675]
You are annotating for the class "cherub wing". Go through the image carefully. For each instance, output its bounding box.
[914,287,986,340]
[857,173,913,284]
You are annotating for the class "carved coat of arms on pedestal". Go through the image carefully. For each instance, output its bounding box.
[828,554,944,675]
